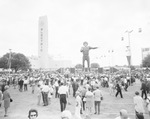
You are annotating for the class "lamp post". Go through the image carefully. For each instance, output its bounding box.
[108,50,114,73]
[124,30,133,77]
[8,49,12,74]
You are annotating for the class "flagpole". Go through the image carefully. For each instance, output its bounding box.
[8,49,11,75]
[125,30,133,78]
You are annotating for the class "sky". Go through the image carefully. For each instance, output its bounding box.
[0,0,150,66]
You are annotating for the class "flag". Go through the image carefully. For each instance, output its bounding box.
[126,56,131,66]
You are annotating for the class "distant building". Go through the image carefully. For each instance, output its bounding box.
[141,47,150,61]
[38,16,49,69]
[28,55,72,70]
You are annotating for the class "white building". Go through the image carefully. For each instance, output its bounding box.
[141,47,150,61]
[38,16,49,69]
[28,55,72,70]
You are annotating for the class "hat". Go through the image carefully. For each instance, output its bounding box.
[83,41,88,45]
[4,85,9,90]
[135,91,139,95]
[61,110,72,119]
[120,109,128,119]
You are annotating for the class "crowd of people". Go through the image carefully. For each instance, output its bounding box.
[0,68,150,119]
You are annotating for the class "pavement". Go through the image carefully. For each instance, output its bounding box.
[0,79,149,119]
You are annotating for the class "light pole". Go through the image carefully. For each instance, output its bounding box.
[108,50,114,73]
[124,30,133,77]
[125,30,133,65]
[8,49,12,74]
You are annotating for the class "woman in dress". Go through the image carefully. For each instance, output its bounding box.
[48,84,54,105]
[85,87,94,115]
[146,93,150,117]
[37,84,42,105]
[3,85,11,117]
[0,86,3,107]
[74,91,82,119]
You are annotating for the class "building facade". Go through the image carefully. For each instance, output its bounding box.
[38,16,49,69]
[141,47,150,61]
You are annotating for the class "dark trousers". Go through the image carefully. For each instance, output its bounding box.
[19,85,23,92]
[127,80,130,86]
[94,101,101,114]
[135,111,144,119]
[115,90,123,98]
[55,86,59,98]
[43,92,48,106]
[81,96,86,111]
[124,83,128,91]
[73,89,77,97]
[24,84,28,91]
[60,94,67,112]
[141,90,147,99]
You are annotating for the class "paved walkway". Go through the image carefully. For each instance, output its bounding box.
[0,79,149,119]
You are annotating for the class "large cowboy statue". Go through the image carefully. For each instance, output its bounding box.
[80,41,98,72]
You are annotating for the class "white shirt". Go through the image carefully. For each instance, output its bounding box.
[133,95,145,113]
[54,81,59,87]
[39,80,43,86]
[42,85,50,93]
[58,85,68,95]
[24,79,28,84]
[124,78,127,84]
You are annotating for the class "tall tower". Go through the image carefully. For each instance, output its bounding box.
[38,16,49,69]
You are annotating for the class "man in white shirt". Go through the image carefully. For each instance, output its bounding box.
[93,86,103,114]
[54,80,59,98]
[24,76,28,91]
[58,82,68,112]
[133,91,145,119]
[115,109,130,119]
[42,84,49,106]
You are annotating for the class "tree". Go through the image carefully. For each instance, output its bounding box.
[0,52,31,72]
[75,64,83,69]
[142,54,150,67]
[91,63,100,68]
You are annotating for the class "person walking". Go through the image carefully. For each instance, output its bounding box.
[74,91,82,119]
[80,86,87,113]
[58,82,68,112]
[0,87,3,107]
[146,93,150,117]
[18,78,24,92]
[115,81,123,98]
[31,77,36,94]
[41,84,49,106]
[37,84,42,105]
[48,84,54,105]
[85,87,94,115]
[23,76,28,91]
[133,91,145,119]
[93,86,103,115]
[54,79,59,98]
[3,85,11,117]
[72,80,79,97]
[140,80,147,100]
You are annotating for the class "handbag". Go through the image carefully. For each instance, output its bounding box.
[100,96,103,100]
[10,98,13,102]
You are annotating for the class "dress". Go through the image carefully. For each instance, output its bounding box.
[75,95,82,119]
[0,90,3,105]
[3,90,10,108]
[146,96,150,111]
[85,91,93,108]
